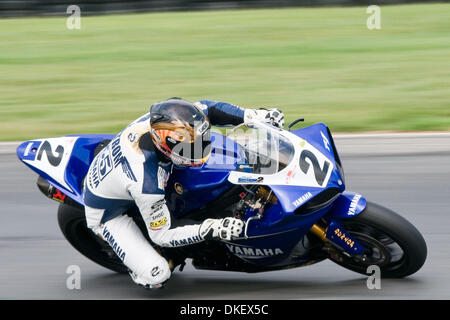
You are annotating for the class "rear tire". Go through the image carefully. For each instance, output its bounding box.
[57,203,128,274]
[328,202,427,278]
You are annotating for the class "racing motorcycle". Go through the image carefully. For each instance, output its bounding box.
[16,119,427,279]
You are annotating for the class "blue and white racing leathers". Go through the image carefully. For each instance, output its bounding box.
[84,100,249,287]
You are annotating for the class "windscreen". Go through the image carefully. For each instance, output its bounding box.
[226,122,295,175]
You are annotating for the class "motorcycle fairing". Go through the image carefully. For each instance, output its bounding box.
[17,137,78,193]
[225,194,367,266]
[291,123,339,168]
[17,134,114,205]
[325,192,367,219]
[228,123,345,214]
[214,124,365,266]
[221,224,322,267]
[225,199,335,266]
[228,124,337,189]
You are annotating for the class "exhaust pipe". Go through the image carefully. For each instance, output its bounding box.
[36,176,82,208]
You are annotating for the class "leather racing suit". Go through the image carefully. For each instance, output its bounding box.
[83,100,283,287]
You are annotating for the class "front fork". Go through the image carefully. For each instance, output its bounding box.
[310,219,366,256]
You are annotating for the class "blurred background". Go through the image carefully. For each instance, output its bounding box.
[0,0,449,141]
[0,1,442,17]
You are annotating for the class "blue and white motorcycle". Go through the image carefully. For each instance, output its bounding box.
[17,119,427,279]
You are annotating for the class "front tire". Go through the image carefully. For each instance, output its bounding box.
[57,203,128,274]
[328,202,427,278]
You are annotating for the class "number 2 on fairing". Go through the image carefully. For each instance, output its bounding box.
[299,149,331,187]
[37,140,65,167]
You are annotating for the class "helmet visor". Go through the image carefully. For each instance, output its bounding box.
[167,128,212,166]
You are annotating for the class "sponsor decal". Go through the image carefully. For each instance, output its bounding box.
[89,148,113,189]
[150,217,167,230]
[151,266,161,277]
[102,227,126,261]
[121,158,137,182]
[98,149,113,181]
[110,136,123,168]
[150,211,165,221]
[174,182,184,195]
[238,164,253,172]
[88,156,100,189]
[88,136,135,189]
[21,141,41,161]
[237,176,264,184]
[150,199,165,214]
[225,244,284,259]
[127,132,138,143]
[321,131,331,152]
[333,228,355,248]
[299,139,306,148]
[52,189,67,203]
[169,236,202,247]
[348,194,362,215]
[157,166,169,190]
[285,166,297,184]
[293,192,313,207]
[24,142,33,157]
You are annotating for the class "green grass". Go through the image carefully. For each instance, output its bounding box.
[0,4,449,140]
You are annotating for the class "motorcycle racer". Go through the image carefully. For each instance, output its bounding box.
[83,98,285,289]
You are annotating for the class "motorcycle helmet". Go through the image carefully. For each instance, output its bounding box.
[149,98,212,167]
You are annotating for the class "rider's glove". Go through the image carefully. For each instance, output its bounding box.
[199,218,244,241]
[244,108,285,129]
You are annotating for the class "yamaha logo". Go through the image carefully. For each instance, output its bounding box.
[225,244,284,259]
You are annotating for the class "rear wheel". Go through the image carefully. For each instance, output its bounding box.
[328,202,427,278]
[57,203,128,274]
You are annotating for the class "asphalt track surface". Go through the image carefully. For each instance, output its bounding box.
[0,135,449,299]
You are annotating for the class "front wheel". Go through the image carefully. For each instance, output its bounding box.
[328,202,427,278]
